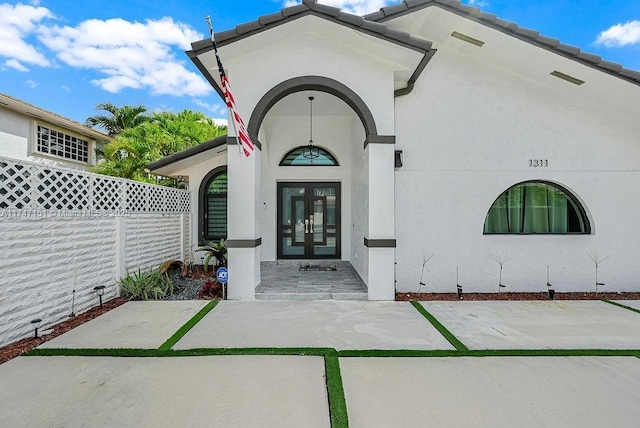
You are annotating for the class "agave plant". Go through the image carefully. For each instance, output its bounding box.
[118,267,173,300]
[197,239,227,272]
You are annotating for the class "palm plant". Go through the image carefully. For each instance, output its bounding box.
[197,239,227,272]
[85,102,151,136]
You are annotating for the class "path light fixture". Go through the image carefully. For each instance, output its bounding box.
[93,285,106,309]
[31,318,42,338]
[302,96,320,160]
[547,265,555,300]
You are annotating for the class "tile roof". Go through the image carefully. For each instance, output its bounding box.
[364,0,640,86]
[189,0,433,54]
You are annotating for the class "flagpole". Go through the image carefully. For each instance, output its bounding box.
[206,15,243,156]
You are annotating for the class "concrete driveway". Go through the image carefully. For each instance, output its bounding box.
[0,299,638,427]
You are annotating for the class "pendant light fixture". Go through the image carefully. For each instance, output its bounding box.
[302,96,320,160]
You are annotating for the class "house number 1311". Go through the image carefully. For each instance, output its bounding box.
[529,159,549,167]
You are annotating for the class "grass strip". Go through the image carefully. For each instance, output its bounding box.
[158,299,219,350]
[410,300,469,351]
[26,347,640,359]
[25,347,336,358]
[602,299,640,315]
[338,349,640,358]
[325,350,349,428]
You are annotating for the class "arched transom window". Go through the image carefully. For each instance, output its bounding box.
[484,181,590,234]
[279,146,339,166]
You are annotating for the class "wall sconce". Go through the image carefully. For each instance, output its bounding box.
[395,150,403,168]
[31,318,42,338]
[93,285,106,309]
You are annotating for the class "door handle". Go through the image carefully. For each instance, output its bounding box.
[305,219,309,234]
[309,218,313,233]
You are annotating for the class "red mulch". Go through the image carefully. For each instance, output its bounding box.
[0,297,128,365]
[396,291,640,301]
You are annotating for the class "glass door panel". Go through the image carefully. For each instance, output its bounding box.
[280,186,305,256]
[277,183,340,259]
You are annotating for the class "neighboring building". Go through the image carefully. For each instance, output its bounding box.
[0,92,111,169]
[149,0,640,300]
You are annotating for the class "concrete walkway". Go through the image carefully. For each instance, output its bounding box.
[174,301,454,350]
[0,299,639,427]
[0,355,330,428]
[39,301,208,349]
[341,356,640,427]
[421,300,640,349]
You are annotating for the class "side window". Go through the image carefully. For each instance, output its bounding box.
[200,167,227,242]
[484,181,590,234]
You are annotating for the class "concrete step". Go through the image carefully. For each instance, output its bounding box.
[255,292,368,301]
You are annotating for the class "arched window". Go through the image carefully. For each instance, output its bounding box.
[279,146,339,166]
[199,167,227,243]
[484,181,590,234]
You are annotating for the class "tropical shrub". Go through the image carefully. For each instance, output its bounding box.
[198,279,222,299]
[119,267,173,300]
[197,239,227,272]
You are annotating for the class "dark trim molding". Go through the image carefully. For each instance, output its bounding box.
[248,76,378,145]
[364,238,397,248]
[226,135,262,151]
[364,135,395,148]
[395,49,437,97]
[148,135,227,171]
[226,238,262,248]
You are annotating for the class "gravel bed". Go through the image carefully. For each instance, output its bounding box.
[164,271,207,300]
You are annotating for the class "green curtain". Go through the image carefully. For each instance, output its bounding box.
[484,183,572,234]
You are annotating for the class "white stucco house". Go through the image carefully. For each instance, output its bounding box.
[148,0,640,300]
[0,92,111,169]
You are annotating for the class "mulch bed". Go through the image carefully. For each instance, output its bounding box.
[396,291,640,301]
[0,297,128,365]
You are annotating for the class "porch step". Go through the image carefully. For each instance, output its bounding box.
[257,260,368,300]
[255,291,368,301]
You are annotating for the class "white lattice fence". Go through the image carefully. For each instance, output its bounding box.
[1,156,190,213]
[0,156,192,348]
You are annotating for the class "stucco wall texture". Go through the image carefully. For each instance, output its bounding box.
[0,213,189,348]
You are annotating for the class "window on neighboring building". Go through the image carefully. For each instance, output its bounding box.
[200,167,227,243]
[279,146,339,166]
[36,124,90,163]
[483,181,590,234]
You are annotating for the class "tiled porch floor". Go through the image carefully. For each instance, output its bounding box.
[256,261,367,300]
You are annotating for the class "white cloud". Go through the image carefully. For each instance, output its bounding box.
[25,79,37,88]
[61,85,70,92]
[192,98,228,126]
[38,17,213,97]
[4,59,29,71]
[283,0,394,15]
[0,2,52,67]
[465,0,489,8]
[595,20,640,47]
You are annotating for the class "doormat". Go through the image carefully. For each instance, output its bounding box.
[299,264,337,272]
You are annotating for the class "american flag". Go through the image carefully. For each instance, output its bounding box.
[207,16,254,157]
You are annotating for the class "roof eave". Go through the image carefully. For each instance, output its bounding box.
[366,0,640,87]
[147,134,228,171]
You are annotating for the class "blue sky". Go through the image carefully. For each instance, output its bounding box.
[1,0,639,127]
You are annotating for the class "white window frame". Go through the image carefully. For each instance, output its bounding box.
[31,121,94,165]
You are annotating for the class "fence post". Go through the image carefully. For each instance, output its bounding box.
[114,215,126,297]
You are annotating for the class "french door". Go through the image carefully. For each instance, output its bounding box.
[277,182,341,259]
